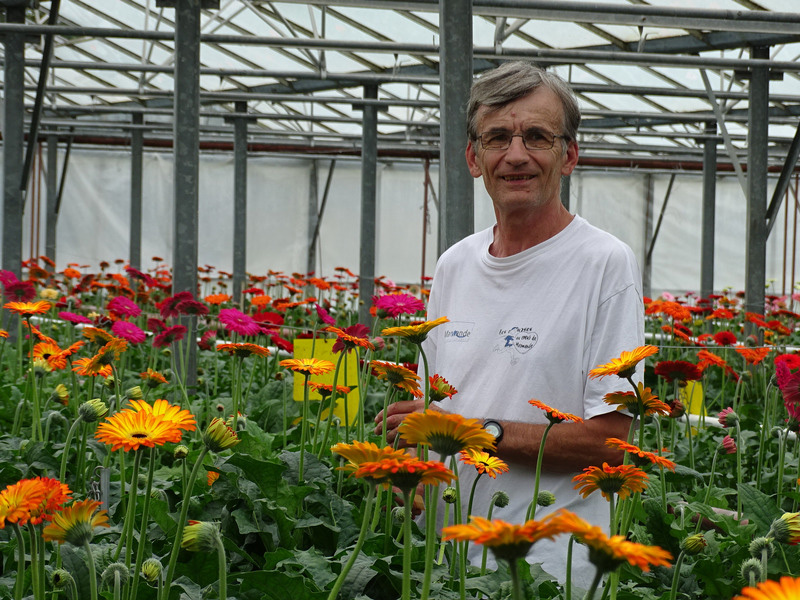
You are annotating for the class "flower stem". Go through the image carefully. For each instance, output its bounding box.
[60,415,82,482]
[129,446,156,600]
[583,568,603,600]
[326,485,376,600]
[12,523,25,600]
[401,488,413,600]
[420,481,440,600]
[667,550,686,600]
[214,532,227,600]
[298,374,311,484]
[527,422,554,521]
[84,539,98,600]
[508,559,523,600]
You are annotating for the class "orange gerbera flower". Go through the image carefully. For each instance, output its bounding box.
[33,342,68,370]
[41,499,109,546]
[734,576,800,600]
[528,399,583,424]
[603,383,670,417]
[353,456,455,492]
[140,368,168,386]
[127,398,196,432]
[735,346,771,365]
[249,294,272,307]
[207,471,220,486]
[697,349,729,369]
[0,330,8,339]
[459,448,509,479]
[554,510,672,573]
[331,441,410,476]
[279,357,335,376]
[381,316,450,345]
[605,438,676,472]
[573,463,649,501]
[217,342,271,358]
[371,360,423,398]
[307,381,351,397]
[95,410,184,452]
[588,345,658,380]
[28,477,72,525]
[24,322,57,344]
[323,325,375,352]
[82,326,114,345]
[442,514,566,562]
[399,410,496,456]
[429,374,458,402]
[0,479,48,528]
[71,357,112,378]
[205,293,231,305]
[3,300,51,317]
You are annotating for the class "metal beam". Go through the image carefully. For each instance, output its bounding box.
[700,122,717,299]
[45,135,58,267]
[231,101,247,303]
[358,84,378,327]
[130,113,144,272]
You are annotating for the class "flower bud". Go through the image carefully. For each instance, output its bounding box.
[141,558,162,585]
[79,398,109,423]
[50,384,70,406]
[721,435,737,454]
[749,536,775,558]
[769,513,800,545]
[442,487,457,504]
[104,375,117,389]
[667,399,686,419]
[740,557,763,584]
[537,491,556,507]
[680,533,707,555]
[173,445,189,460]
[33,359,52,377]
[181,520,220,552]
[101,563,130,589]
[492,490,510,508]
[125,386,143,400]
[718,407,739,428]
[51,569,75,590]
[150,488,167,502]
[391,506,406,524]
[203,417,240,453]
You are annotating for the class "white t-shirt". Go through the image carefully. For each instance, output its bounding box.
[423,215,645,587]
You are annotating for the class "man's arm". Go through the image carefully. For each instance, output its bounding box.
[376,400,631,471]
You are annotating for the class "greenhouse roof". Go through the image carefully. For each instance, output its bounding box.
[4,0,800,169]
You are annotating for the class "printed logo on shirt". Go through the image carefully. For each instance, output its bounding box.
[442,322,474,342]
[493,326,537,365]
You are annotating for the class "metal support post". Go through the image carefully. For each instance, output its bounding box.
[642,174,655,299]
[358,84,378,327]
[45,135,58,268]
[307,160,319,275]
[745,46,770,330]
[172,0,202,388]
[700,121,717,300]
[130,113,144,272]
[438,0,474,254]
[232,101,248,303]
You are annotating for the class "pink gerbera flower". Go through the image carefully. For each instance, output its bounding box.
[373,293,425,318]
[152,324,187,348]
[111,320,146,345]
[777,361,800,408]
[59,311,93,325]
[107,296,141,319]
[218,308,260,337]
[315,304,336,325]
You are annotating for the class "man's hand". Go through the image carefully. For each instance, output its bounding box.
[373,399,426,444]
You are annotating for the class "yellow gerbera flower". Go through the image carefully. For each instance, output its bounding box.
[399,410,496,456]
[3,300,51,317]
[127,398,196,432]
[603,383,670,417]
[459,448,509,479]
[279,357,335,376]
[41,499,110,546]
[370,360,423,398]
[95,410,184,452]
[588,345,659,380]
[734,576,800,600]
[381,316,450,345]
[573,462,649,501]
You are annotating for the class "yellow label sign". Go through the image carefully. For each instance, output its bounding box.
[679,380,705,416]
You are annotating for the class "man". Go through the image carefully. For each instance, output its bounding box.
[377,61,645,586]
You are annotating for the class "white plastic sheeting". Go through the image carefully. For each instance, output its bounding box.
[6,147,799,298]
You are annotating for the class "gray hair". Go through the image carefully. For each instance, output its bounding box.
[466,62,581,143]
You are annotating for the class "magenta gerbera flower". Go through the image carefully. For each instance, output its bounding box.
[124,266,156,287]
[157,291,194,319]
[4,280,36,302]
[777,361,800,408]
[107,296,141,319]
[152,324,187,348]
[218,308,260,337]
[111,320,146,345]
[175,299,209,316]
[373,293,425,318]
[315,304,335,325]
[59,311,93,325]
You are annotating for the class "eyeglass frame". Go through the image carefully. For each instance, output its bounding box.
[475,127,569,151]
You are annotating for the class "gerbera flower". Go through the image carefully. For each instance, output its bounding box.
[270,334,293,354]
[175,299,209,316]
[28,477,72,525]
[0,478,48,528]
[777,361,800,410]
[3,300,51,317]
[460,448,509,479]
[111,320,146,345]
[3,280,36,302]
[140,368,168,387]
[280,357,335,376]
[734,576,800,600]
[82,326,114,346]
[152,324,187,348]
[331,441,410,476]
[95,410,184,451]
[218,308,260,337]
[603,383,669,416]
[58,311,92,325]
[588,345,658,380]
[354,457,455,493]
[718,407,739,428]
[207,471,220,487]
[217,343,271,358]
[373,293,426,318]
[528,399,583,424]
[697,349,729,370]
[307,381,351,398]
[127,398,196,432]
[314,304,335,325]
[0,330,8,339]
[769,512,800,545]
[33,341,68,370]
[429,374,457,402]
[604,438,676,471]
[721,434,738,454]
[442,514,566,563]
[205,293,231,305]
[370,360,423,398]
[324,324,375,353]
[106,296,141,319]
[573,463,649,501]
[713,331,738,346]
[555,510,672,573]
[202,417,240,452]
[157,291,194,319]
[399,410,496,456]
[95,337,128,365]
[41,499,109,546]
[381,316,450,345]
[653,360,703,383]
[71,357,112,378]
[736,346,771,365]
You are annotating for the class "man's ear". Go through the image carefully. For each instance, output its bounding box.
[561,140,579,176]
[465,140,483,178]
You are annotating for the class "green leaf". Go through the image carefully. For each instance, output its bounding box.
[235,420,275,459]
[739,481,781,533]
[60,543,91,600]
[276,548,337,589]
[279,450,333,484]
[237,569,327,600]
[225,453,286,498]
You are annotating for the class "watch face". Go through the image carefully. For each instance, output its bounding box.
[485,423,501,439]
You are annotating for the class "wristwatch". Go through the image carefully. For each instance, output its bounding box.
[483,420,504,445]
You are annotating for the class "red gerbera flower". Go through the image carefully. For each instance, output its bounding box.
[152,325,187,348]
[713,331,738,346]
[653,360,703,383]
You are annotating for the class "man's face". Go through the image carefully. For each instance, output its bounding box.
[465,87,579,215]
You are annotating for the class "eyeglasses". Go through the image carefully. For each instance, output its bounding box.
[477,128,566,151]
